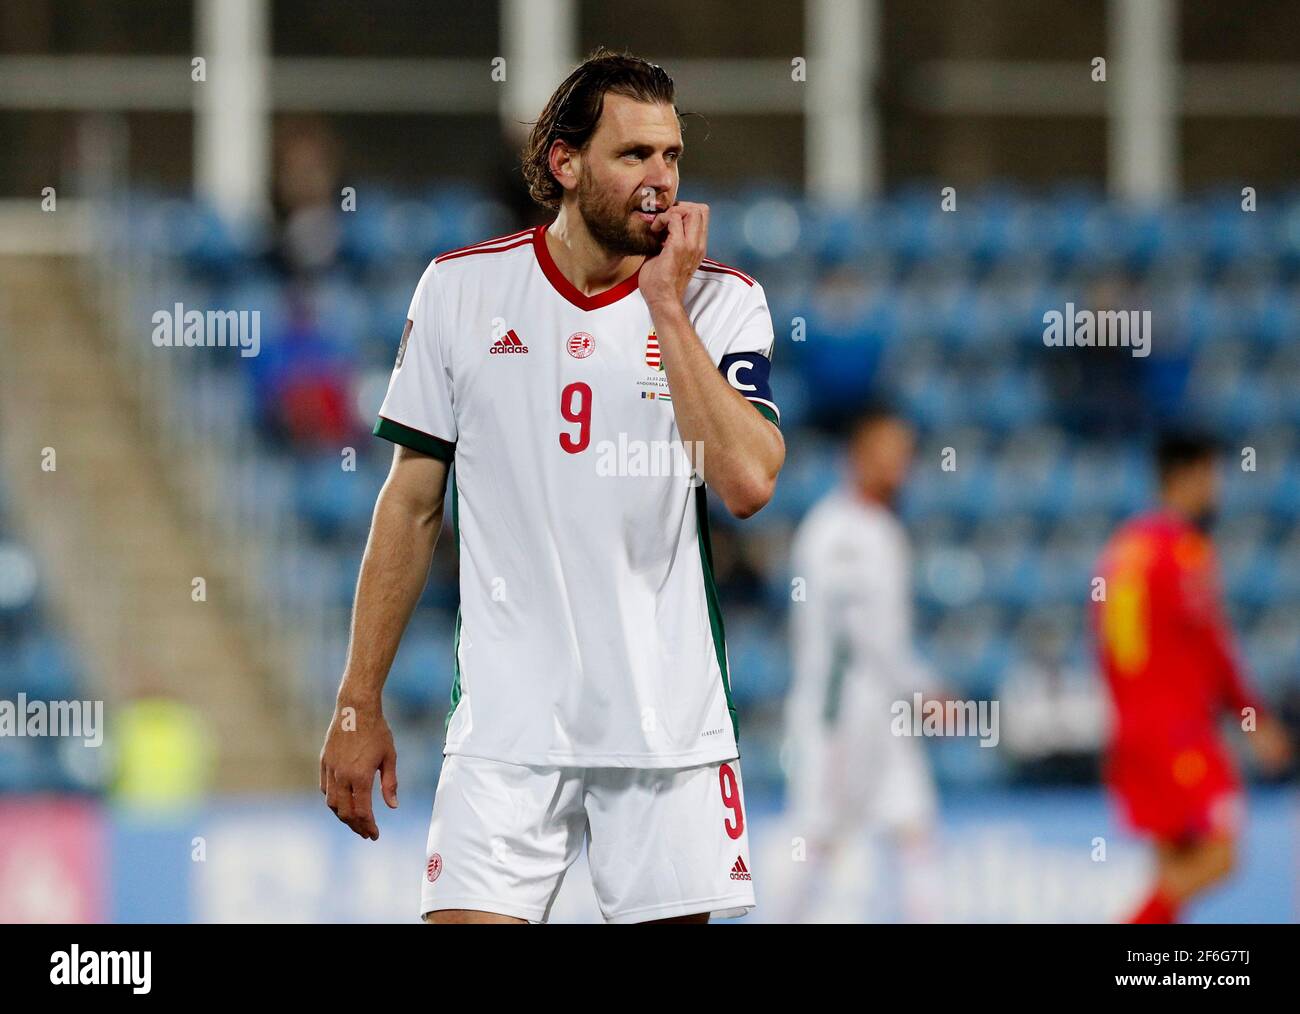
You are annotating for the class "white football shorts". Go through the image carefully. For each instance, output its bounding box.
[420,754,757,924]
[788,683,938,843]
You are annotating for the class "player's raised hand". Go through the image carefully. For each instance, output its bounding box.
[320,701,399,840]
[639,201,709,309]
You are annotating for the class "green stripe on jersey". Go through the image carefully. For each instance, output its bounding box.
[694,486,739,743]
[822,633,851,726]
[373,416,456,461]
[446,472,462,732]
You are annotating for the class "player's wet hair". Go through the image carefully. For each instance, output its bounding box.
[1155,429,1218,483]
[521,46,677,211]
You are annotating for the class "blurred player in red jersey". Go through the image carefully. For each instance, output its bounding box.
[1092,432,1292,923]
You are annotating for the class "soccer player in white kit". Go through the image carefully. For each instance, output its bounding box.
[318,49,784,924]
[782,407,943,923]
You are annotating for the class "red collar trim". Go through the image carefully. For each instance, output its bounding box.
[532,224,644,311]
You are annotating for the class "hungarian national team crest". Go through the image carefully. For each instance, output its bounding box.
[395,318,413,368]
[645,329,661,370]
[567,331,595,359]
[426,853,443,883]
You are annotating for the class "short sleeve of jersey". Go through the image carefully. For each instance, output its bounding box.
[373,260,457,461]
[717,280,780,427]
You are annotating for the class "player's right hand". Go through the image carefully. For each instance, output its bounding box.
[1249,716,1293,775]
[320,701,399,840]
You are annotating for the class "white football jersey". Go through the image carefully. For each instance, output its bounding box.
[785,488,937,738]
[375,223,780,767]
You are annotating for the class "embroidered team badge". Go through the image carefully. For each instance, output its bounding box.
[426,853,443,883]
[567,331,595,359]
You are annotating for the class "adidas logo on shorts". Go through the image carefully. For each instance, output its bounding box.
[729,856,751,881]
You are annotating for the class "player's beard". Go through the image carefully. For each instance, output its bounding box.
[576,170,663,258]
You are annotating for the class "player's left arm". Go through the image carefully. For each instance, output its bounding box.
[1179,538,1292,769]
[1177,539,1258,715]
[1203,607,1293,771]
[640,202,784,518]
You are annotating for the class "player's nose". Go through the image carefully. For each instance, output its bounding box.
[644,158,676,190]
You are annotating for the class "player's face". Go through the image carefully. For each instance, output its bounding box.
[1163,458,1220,531]
[576,94,682,257]
[1186,459,1220,530]
[855,419,915,504]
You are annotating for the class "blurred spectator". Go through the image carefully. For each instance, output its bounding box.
[110,696,215,811]
[1042,272,1153,436]
[270,119,344,280]
[1002,613,1105,782]
[248,290,357,450]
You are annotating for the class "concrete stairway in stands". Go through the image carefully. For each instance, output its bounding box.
[0,254,316,792]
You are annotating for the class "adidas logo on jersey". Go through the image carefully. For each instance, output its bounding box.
[729,856,751,881]
[490,329,528,354]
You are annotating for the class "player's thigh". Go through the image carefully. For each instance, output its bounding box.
[787,741,849,847]
[584,759,756,924]
[420,755,585,924]
[424,909,527,925]
[1116,740,1242,842]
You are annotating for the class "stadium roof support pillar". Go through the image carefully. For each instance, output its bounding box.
[1108,0,1178,201]
[806,0,878,204]
[194,0,271,224]
[501,0,578,149]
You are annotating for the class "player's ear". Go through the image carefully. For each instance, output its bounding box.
[549,140,579,194]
